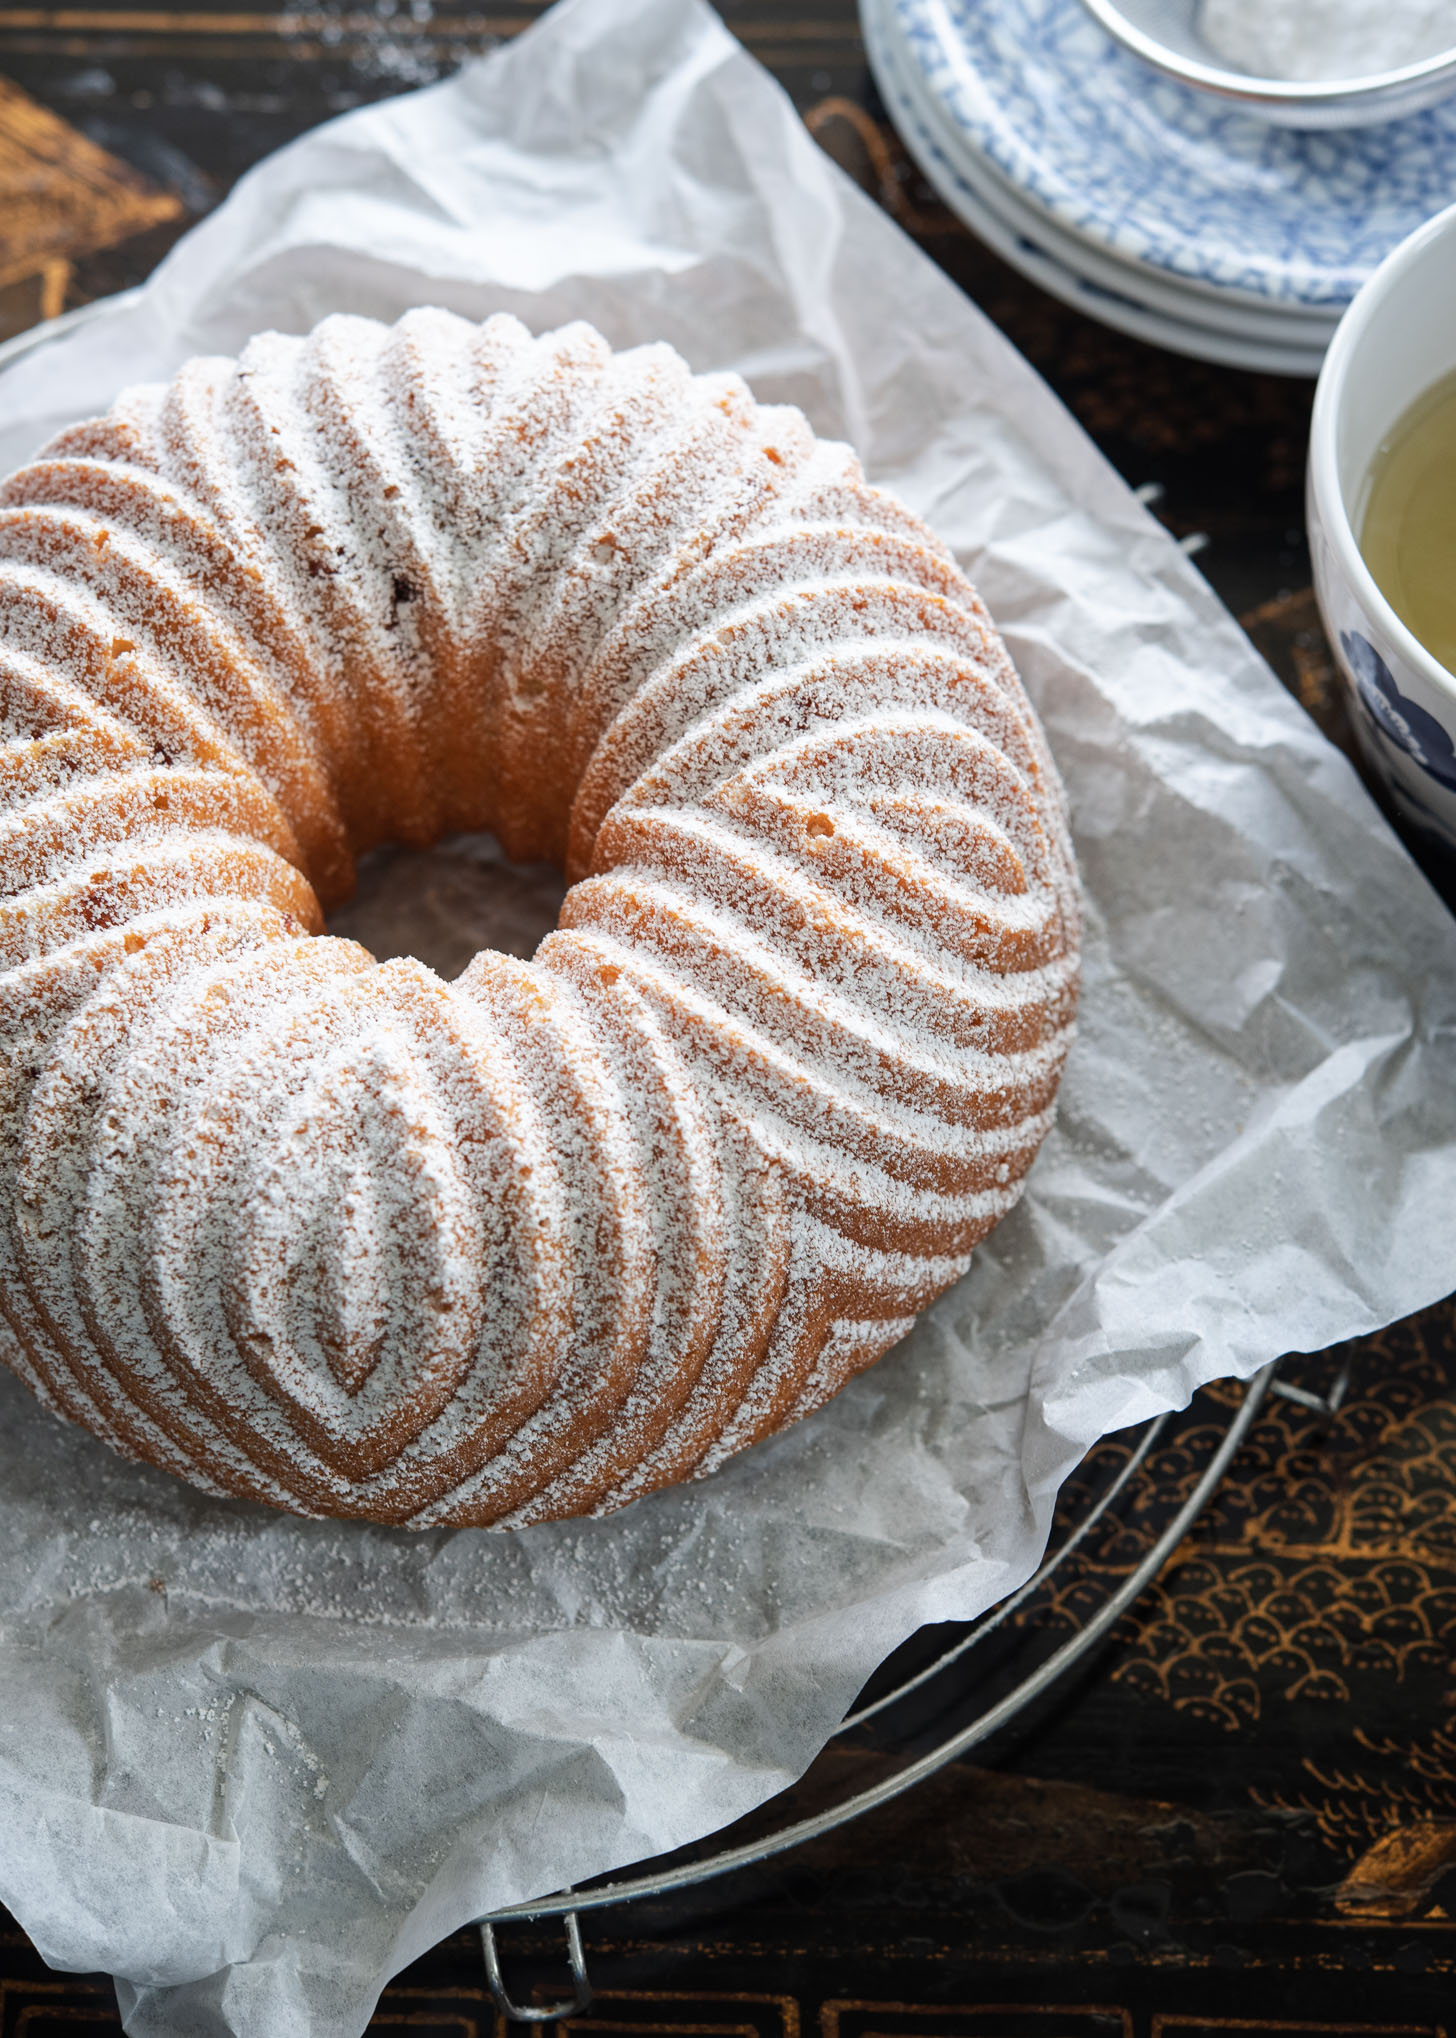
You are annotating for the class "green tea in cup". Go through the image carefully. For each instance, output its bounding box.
[1359,366,1456,678]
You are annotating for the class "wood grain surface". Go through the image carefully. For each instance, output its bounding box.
[0,3,1452,2031]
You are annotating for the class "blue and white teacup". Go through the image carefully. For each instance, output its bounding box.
[1308,199,1456,850]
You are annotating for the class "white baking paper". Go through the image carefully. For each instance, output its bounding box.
[2,2,1456,2032]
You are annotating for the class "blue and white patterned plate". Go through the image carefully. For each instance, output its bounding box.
[889,0,1456,309]
[865,0,1331,373]
[871,0,1338,350]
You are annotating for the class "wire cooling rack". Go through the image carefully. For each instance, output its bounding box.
[475,1353,1353,2020]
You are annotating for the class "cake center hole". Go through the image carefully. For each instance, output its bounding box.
[324,833,569,980]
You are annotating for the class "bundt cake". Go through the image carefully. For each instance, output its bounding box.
[0,309,1079,1527]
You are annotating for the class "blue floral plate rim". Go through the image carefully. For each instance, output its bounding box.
[864,0,1330,375]
[887,0,1456,308]
[873,0,1340,344]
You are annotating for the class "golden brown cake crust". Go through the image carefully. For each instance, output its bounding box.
[0,309,1079,1527]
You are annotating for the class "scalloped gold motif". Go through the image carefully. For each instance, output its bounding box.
[1030,1309,1456,1862]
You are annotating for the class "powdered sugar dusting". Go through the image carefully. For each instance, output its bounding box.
[0,309,1079,1527]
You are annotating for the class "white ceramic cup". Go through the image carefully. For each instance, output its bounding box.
[1308,199,1456,851]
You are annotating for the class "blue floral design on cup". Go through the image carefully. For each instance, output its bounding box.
[1341,629,1456,793]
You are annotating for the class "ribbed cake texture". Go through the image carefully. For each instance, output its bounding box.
[0,309,1079,1526]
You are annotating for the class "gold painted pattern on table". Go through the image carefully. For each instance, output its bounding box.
[1033,1314,1456,1887]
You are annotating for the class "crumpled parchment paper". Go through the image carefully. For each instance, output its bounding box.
[2,1,1456,2032]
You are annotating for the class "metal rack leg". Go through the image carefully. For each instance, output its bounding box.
[1269,1352,1354,1420]
[480,1908,593,2023]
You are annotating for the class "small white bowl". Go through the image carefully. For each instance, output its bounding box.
[1308,200,1456,850]
[1079,0,1456,127]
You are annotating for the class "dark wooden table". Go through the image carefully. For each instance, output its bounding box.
[1,4,1454,2032]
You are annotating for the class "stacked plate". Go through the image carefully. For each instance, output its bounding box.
[862,0,1456,374]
